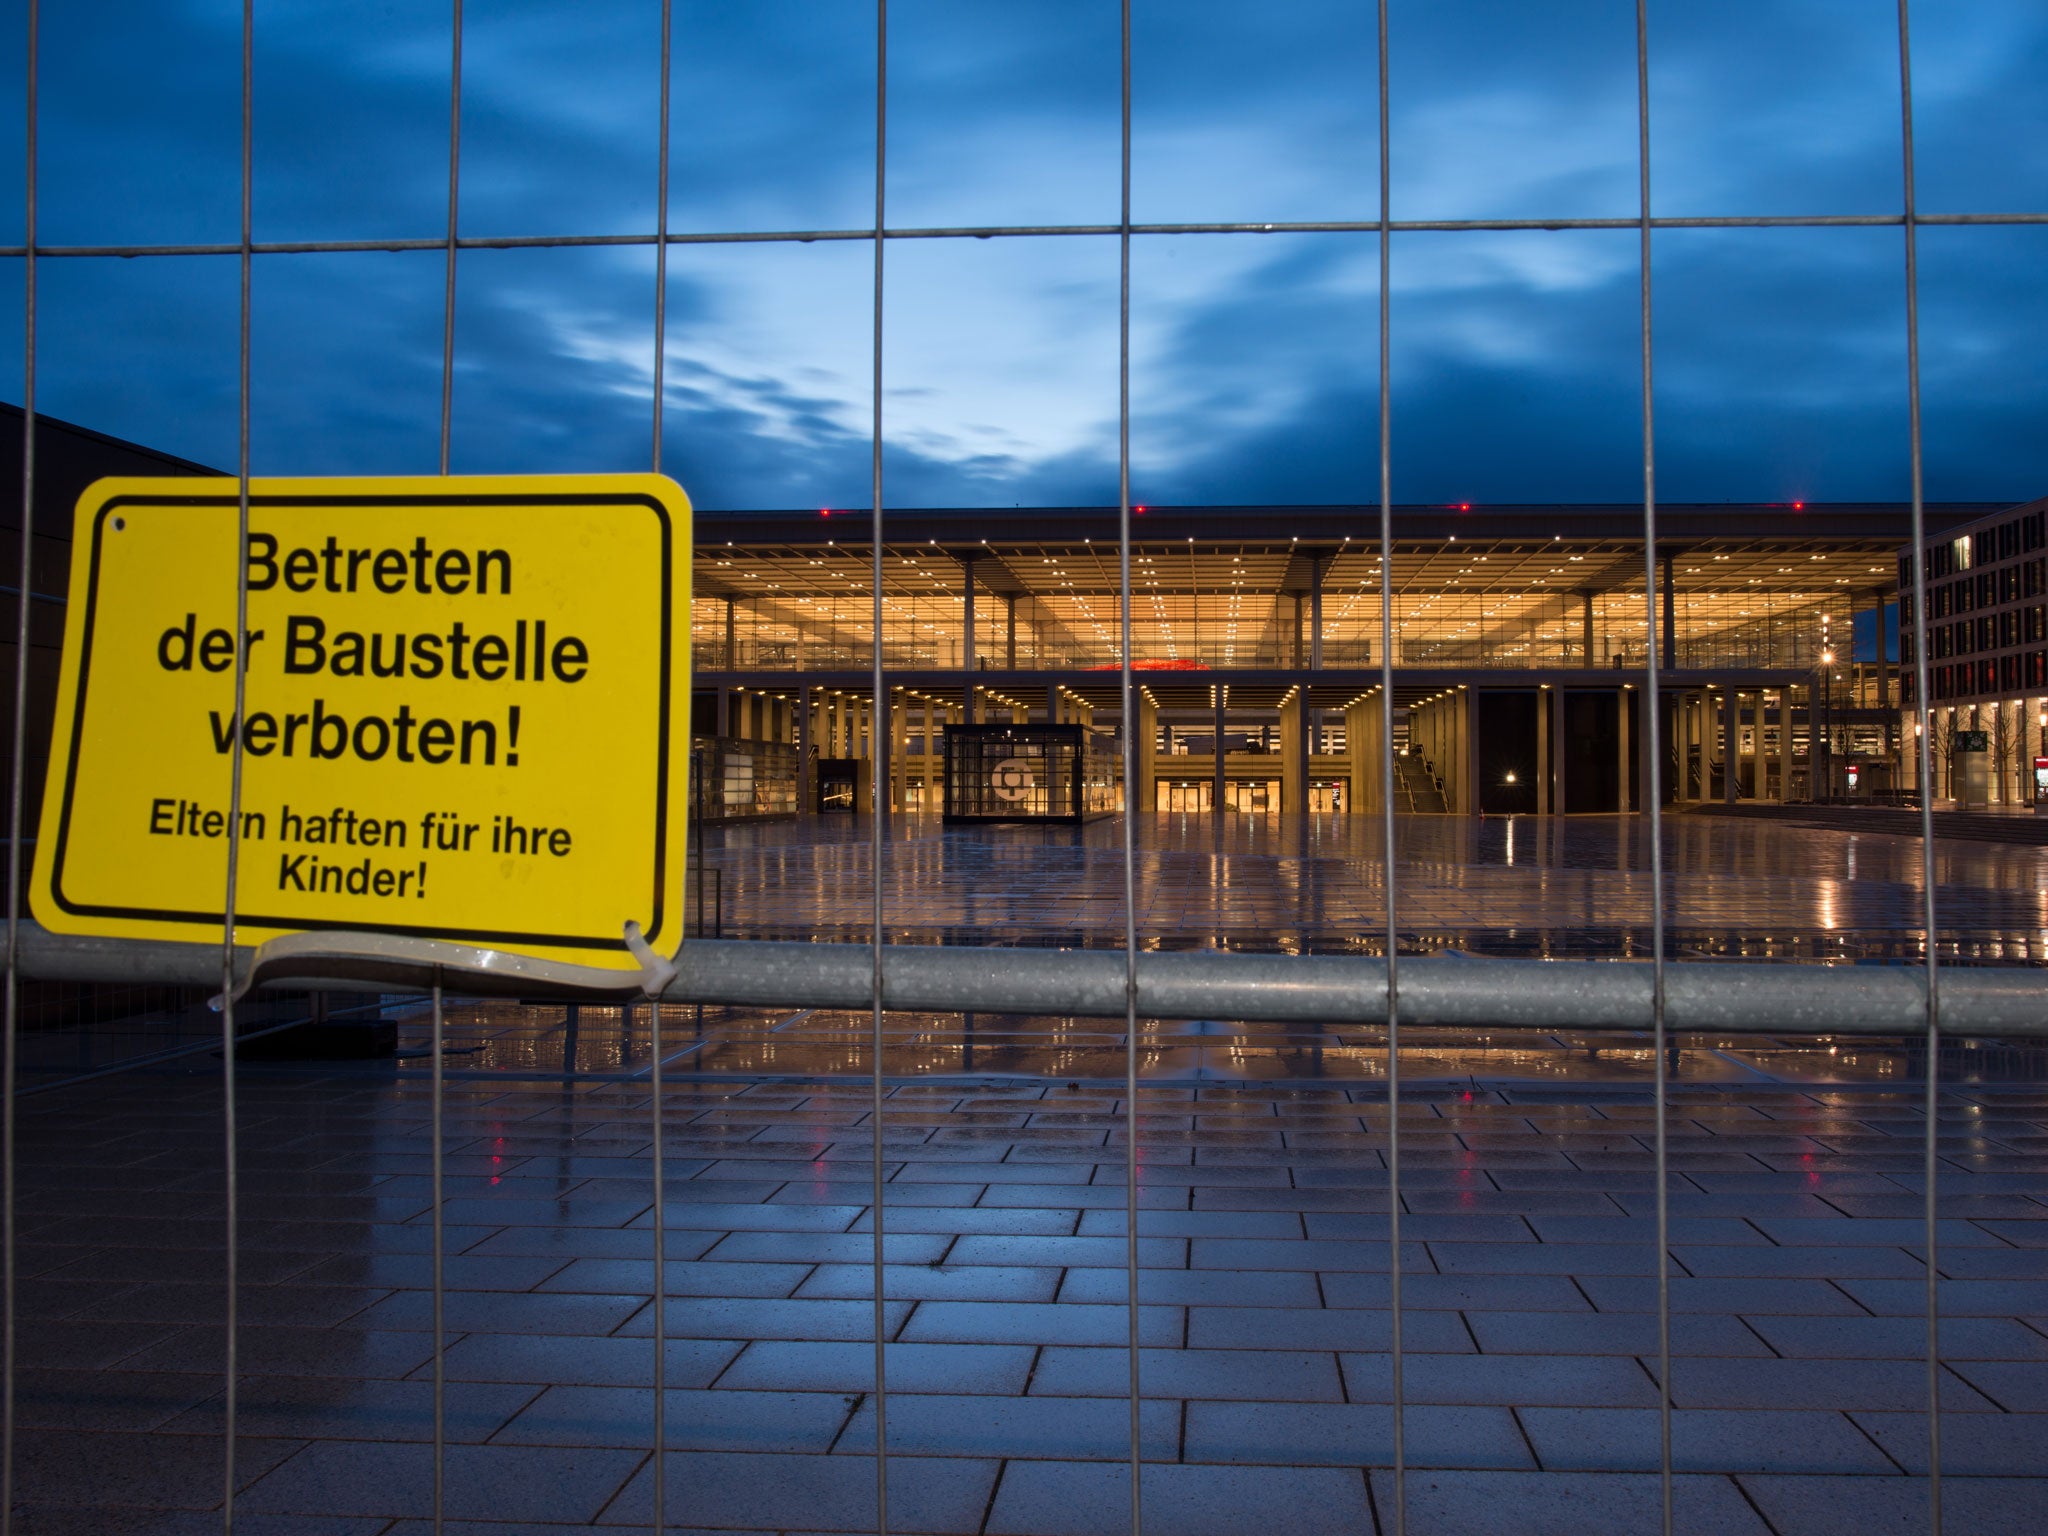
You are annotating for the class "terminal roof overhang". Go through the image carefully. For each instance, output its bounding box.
[693,501,2005,693]
[693,502,1964,620]
[696,500,2001,548]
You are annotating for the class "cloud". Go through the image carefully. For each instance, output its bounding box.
[0,0,2042,509]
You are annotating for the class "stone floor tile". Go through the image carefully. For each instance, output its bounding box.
[1518,1405,1898,1473]
[643,1203,863,1232]
[238,1441,646,1522]
[73,1282,385,1330]
[16,1319,187,1372]
[35,1245,331,1287]
[1741,1313,2048,1360]
[1464,1310,1774,1357]
[778,1181,985,1208]
[1340,1351,1659,1407]
[1973,1218,2048,1247]
[1948,1359,2048,1411]
[430,1198,651,1229]
[985,1459,1371,1536]
[1181,1398,1531,1469]
[1028,1345,1343,1402]
[1575,1275,1865,1314]
[1669,1355,1995,1411]
[1185,1303,1474,1352]
[834,1392,1178,1459]
[1836,1276,2048,1316]
[10,1277,149,1321]
[1531,1212,1769,1253]
[1055,1266,1322,1308]
[179,1367,544,1441]
[616,1296,917,1342]
[121,1327,441,1381]
[846,1206,1081,1235]
[1849,1409,2048,1474]
[702,1230,951,1265]
[979,1182,1181,1209]
[1613,1194,1844,1218]
[1670,1244,1925,1279]
[10,1368,224,1432]
[13,1510,383,1535]
[1828,1194,2048,1219]
[1190,1186,1391,1213]
[1750,1216,2002,1246]
[491,1384,852,1451]
[11,1429,306,1510]
[432,1333,743,1388]
[1077,1208,1302,1237]
[1321,1273,1592,1312]
[1188,1237,1434,1273]
[1383,1468,1771,1535]
[1404,1191,1626,1216]
[898,1300,1183,1347]
[292,1253,572,1291]
[533,1258,811,1298]
[1121,1164,1294,1188]
[1737,1473,2048,1535]
[1428,1241,1658,1276]
[715,1340,1036,1395]
[597,1450,998,1530]
[1684,1171,1902,1193]
[1932,1247,2048,1279]
[1306,1212,1535,1242]
[351,1290,648,1336]
[460,1227,724,1263]
[795,1261,1062,1303]
[942,1234,1182,1267]
[899,1162,1091,1184]
[667,1187,802,1212]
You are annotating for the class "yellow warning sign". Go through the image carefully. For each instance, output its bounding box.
[32,474,691,968]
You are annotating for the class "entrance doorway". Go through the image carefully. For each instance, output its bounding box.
[1225,780,1279,813]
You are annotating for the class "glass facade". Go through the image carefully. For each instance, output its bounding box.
[691,735,800,823]
[943,723,1119,823]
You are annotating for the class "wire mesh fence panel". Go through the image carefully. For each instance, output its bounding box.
[9,2,2048,1533]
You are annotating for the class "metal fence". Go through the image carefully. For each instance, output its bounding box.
[5,2,2047,1534]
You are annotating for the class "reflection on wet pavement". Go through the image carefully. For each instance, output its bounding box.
[696,812,2048,964]
[389,999,2048,1090]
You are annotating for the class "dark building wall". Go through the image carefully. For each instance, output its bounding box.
[0,404,219,832]
[1563,692,1619,814]
[1476,690,1538,815]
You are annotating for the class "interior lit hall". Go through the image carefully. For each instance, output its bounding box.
[693,498,2000,821]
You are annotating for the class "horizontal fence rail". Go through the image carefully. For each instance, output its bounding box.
[15,923,2043,1037]
[4,208,2048,261]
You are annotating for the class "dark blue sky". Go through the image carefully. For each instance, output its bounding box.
[0,0,2042,510]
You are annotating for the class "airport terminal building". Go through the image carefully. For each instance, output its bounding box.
[8,406,2039,824]
[691,496,2031,822]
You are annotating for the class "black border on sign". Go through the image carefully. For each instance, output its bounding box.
[47,489,679,954]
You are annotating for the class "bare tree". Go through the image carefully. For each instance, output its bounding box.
[1993,703,2037,805]
[1924,712,1955,802]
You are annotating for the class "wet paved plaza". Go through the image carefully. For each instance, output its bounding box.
[14,811,2048,1530]
[703,813,2048,964]
[12,1017,2048,1534]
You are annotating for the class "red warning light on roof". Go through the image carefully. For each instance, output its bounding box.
[1459,503,1471,512]
[1793,501,1804,510]
[1136,505,1146,514]
[820,508,831,517]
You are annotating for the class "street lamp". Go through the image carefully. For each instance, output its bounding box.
[1812,639,1837,802]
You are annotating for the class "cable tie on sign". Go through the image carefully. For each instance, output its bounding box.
[212,927,669,1009]
[623,919,678,999]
